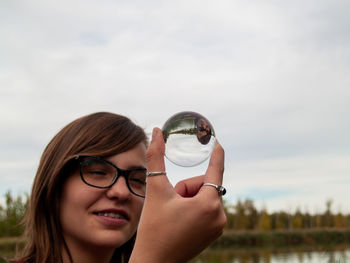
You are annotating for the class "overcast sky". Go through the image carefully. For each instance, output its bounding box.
[1,0,349,213]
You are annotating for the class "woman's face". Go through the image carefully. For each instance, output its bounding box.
[60,142,146,250]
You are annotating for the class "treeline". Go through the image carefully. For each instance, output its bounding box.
[224,199,350,231]
[0,191,27,237]
[1,192,350,238]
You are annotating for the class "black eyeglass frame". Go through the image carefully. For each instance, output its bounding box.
[75,155,147,198]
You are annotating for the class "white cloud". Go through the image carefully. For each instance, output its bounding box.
[224,154,350,212]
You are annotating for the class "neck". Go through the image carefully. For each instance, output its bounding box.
[62,238,115,263]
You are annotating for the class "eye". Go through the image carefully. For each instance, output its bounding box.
[129,170,147,185]
[81,159,114,177]
[130,178,146,185]
[88,170,107,175]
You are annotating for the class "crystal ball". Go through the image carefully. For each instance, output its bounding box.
[162,111,216,167]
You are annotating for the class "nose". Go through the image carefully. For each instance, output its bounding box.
[106,175,131,201]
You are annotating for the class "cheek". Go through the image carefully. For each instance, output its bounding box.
[131,199,144,225]
[60,176,100,223]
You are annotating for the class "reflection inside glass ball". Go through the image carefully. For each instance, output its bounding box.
[162,111,216,167]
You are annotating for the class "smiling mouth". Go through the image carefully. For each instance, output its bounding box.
[94,212,129,220]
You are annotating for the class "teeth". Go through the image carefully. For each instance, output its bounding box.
[97,212,126,220]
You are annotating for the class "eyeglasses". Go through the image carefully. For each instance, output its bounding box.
[75,155,147,198]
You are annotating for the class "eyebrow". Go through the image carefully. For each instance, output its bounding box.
[103,156,146,171]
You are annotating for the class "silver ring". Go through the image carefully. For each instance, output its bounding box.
[203,183,226,196]
[146,171,167,177]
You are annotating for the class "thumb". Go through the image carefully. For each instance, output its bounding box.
[145,127,174,198]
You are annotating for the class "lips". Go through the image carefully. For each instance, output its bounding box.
[93,209,130,221]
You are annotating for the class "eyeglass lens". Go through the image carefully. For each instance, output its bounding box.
[80,157,146,196]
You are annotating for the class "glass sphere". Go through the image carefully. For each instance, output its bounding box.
[162,111,216,167]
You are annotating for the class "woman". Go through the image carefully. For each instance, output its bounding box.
[13,112,226,263]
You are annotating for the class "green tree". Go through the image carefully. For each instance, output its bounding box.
[0,191,28,236]
[302,212,312,229]
[232,199,248,229]
[244,199,258,230]
[257,209,271,230]
[223,198,350,231]
[322,199,334,227]
[292,208,303,229]
[334,212,346,228]
[223,199,235,229]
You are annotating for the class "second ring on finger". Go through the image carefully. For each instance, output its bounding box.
[202,183,226,196]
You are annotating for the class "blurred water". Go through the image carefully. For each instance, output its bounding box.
[192,246,350,263]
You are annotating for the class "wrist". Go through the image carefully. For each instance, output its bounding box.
[129,243,181,263]
[129,252,171,263]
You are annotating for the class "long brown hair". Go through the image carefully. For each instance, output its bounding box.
[14,112,147,263]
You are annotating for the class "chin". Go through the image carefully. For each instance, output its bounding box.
[93,230,134,248]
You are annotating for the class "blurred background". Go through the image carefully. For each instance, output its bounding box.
[1,1,349,262]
